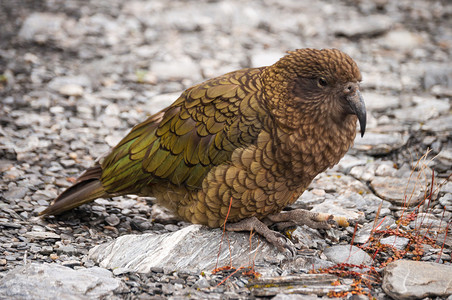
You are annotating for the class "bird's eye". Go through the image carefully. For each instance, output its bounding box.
[318,78,328,87]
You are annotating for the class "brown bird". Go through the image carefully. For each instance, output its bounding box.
[41,48,366,254]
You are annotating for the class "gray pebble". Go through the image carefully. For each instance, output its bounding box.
[105,214,120,226]
[164,224,180,232]
[3,187,29,201]
[40,246,53,254]
[193,277,210,289]
[380,236,410,250]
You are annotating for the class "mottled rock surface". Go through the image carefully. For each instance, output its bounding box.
[0,263,123,300]
[89,225,282,275]
[382,260,452,300]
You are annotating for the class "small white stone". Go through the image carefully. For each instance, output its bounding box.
[58,84,84,96]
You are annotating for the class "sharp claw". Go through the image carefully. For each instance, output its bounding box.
[273,231,287,240]
[225,217,297,257]
[270,231,297,257]
[277,234,297,257]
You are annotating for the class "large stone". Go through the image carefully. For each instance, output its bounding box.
[89,224,283,275]
[310,194,365,223]
[333,154,369,174]
[250,274,350,297]
[334,15,392,38]
[323,245,373,266]
[151,56,201,81]
[362,92,400,112]
[380,30,424,51]
[382,260,452,299]
[354,132,408,155]
[18,13,65,42]
[353,217,396,244]
[370,176,426,207]
[3,186,29,201]
[48,75,92,92]
[24,231,61,240]
[393,97,450,123]
[144,92,181,115]
[379,236,409,250]
[423,64,452,89]
[58,84,84,97]
[309,172,370,195]
[436,149,452,171]
[422,114,452,133]
[0,263,123,300]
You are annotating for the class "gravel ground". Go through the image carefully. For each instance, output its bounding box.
[0,0,451,299]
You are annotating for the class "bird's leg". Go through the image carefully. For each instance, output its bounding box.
[225,216,296,257]
[266,209,349,231]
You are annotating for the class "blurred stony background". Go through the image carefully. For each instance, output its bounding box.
[0,0,451,299]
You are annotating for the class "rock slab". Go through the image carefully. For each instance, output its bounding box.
[382,260,452,300]
[89,224,282,275]
[323,245,373,266]
[0,263,122,300]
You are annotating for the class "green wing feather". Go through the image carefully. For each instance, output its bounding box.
[100,68,266,195]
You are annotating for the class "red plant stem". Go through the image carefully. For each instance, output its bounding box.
[222,196,233,227]
[373,217,386,233]
[215,197,234,270]
[216,265,245,287]
[350,222,358,250]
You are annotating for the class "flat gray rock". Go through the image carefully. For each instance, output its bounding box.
[0,263,122,300]
[354,132,408,155]
[423,63,452,89]
[309,172,370,195]
[334,15,392,38]
[333,154,369,174]
[18,12,65,42]
[3,186,29,201]
[370,176,426,206]
[353,217,396,244]
[151,56,201,81]
[380,29,424,50]
[251,274,350,297]
[362,92,400,112]
[323,245,373,266]
[47,75,92,91]
[393,97,450,123]
[23,231,61,240]
[380,236,409,250]
[437,149,452,171]
[310,194,365,223]
[89,224,283,275]
[422,114,452,133]
[382,260,452,299]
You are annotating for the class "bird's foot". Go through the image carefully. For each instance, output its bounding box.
[225,216,296,257]
[266,209,350,231]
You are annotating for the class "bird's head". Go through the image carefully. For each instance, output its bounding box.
[262,48,366,137]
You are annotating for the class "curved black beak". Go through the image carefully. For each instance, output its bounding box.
[347,90,366,137]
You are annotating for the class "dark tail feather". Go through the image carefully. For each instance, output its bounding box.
[40,166,108,216]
